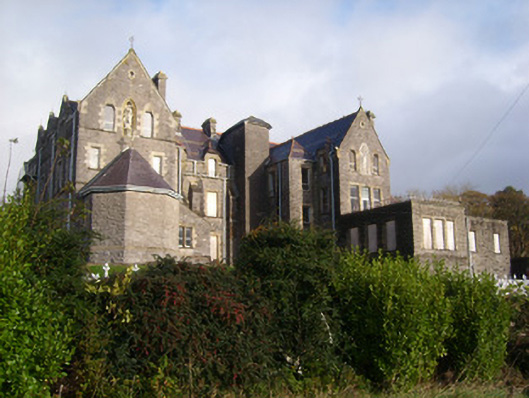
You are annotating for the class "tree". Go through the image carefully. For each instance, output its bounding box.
[490,186,529,258]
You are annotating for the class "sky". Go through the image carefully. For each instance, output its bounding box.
[1,0,528,198]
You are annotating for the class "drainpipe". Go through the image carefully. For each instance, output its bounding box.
[329,148,336,231]
[177,146,182,195]
[278,162,282,220]
[223,176,227,261]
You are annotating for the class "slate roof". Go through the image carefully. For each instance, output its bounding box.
[269,112,358,163]
[180,127,221,161]
[79,148,179,198]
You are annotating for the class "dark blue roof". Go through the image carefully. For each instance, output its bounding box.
[270,112,358,163]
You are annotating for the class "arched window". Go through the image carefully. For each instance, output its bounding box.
[373,154,380,175]
[142,112,153,137]
[103,105,115,131]
[350,150,357,171]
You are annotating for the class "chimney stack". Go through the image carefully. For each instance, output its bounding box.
[202,117,217,137]
[152,71,168,100]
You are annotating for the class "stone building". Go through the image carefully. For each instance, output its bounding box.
[338,199,510,275]
[24,49,511,274]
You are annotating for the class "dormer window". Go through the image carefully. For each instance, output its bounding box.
[142,112,153,138]
[103,105,115,131]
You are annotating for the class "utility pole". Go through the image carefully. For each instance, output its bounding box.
[3,138,18,204]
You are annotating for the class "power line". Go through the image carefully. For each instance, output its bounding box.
[451,81,529,183]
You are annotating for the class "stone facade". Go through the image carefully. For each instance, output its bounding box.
[338,199,511,275]
[24,49,511,272]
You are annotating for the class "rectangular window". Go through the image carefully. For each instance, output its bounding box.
[433,219,445,250]
[302,206,311,229]
[350,150,357,171]
[469,231,476,252]
[361,187,371,210]
[179,226,193,248]
[373,188,381,208]
[208,158,216,177]
[142,112,153,137]
[349,228,360,249]
[423,218,432,249]
[493,233,501,254]
[210,235,219,260]
[320,188,329,213]
[88,146,101,169]
[386,220,397,251]
[103,105,115,131]
[372,154,379,175]
[152,155,162,174]
[446,221,455,251]
[350,185,360,212]
[301,167,310,191]
[368,224,378,253]
[206,192,218,217]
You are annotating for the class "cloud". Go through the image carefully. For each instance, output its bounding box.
[0,0,528,197]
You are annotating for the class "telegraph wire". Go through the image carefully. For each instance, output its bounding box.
[451,80,529,183]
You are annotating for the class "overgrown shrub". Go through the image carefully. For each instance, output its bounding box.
[438,268,511,381]
[334,252,452,389]
[506,291,529,379]
[0,193,91,396]
[87,256,275,396]
[236,222,340,379]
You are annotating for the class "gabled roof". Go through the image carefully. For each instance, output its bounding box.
[79,148,179,198]
[270,112,358,163]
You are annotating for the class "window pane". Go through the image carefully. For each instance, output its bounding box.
[349,228,360,249]
[179,226,184,247]
[350,150,356,171]
[142,112,153,137]
[185,227,192,247]
[89,147,101,169]
[469,231,476,252]
[373,154,379,175]
[210,235,218,260]
[103,105,115,131]
[301,168,310,190]
[493,233,501,253]
[446,221,455,251]
[373,189,381,208]
[361,187,371,210]
[368,224,377,253]
[386,220,396,251]
[423,218,432,249]
[302,206,311,229]
[206,192,218,217]
[208,158,216,177]
[434,219,444,250]
[350,185,359,212]
[152,156,162,174]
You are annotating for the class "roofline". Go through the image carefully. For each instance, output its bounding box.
[79,184,182,199]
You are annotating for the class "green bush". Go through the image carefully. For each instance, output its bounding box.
[506,290,529,379]
[438,269,511,381]
[236,222,340,379]
[0,193,92,396]
[87,256,275,396]
[334,252,451,389]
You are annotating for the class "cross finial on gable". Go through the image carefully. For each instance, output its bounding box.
[357,96,364,107]
[129,36,135,49]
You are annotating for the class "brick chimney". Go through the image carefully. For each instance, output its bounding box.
[202,117,217,137]
[152,71,168,100]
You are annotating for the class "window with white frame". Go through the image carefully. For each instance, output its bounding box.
[103,105,115,131]
[206,192,218,217]
[386,220,397,251]
[88,146,101,169]
[361,187,371,210]
[446,221,455,251]
[423,218,433,249]
[152,155,163,175]
[142,112,153,137]
[368,224,378,253]
[373,188,381,208]
[179,226,193,248]
[469,231,476,252]
[433,219,445,250]
[208,158,216,177]
[493,233,501,254]
[350,185,360,212]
